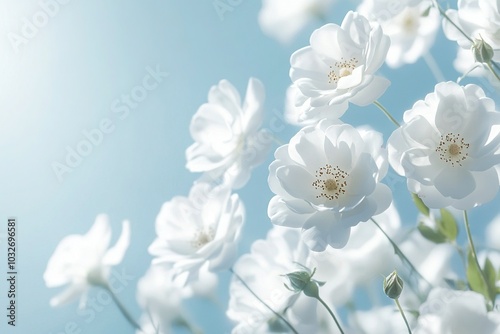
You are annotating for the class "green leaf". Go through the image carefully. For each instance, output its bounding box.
[437,209,458,241]
[466,249,492,304]
[412,193,430,216]
[421,5,431,17]
[417,222,447,244]
[484,257,497,300]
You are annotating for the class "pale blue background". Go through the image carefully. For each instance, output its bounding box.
[0,1,498,333]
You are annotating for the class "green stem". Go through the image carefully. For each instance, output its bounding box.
[432,0,473,43]
[395,298,413,334]
[229,268,299,334]
[486,62,500,83]
[103,284,142,331]
[373,100,400,127]
[370,218,433,290]
[463,211,489,293]
[316,295,345,334]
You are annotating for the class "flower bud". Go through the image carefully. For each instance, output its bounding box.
[472,38,494,63]
[283,266,325,298]
[383,270,404,299]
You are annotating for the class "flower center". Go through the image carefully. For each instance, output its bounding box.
[328,57,358,84]
[435,133,470,167]
[192,227,214,249]
[312,164,349,200]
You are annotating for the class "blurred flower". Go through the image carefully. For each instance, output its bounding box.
[415,288,500,334]
[357,0,422,21]
[268,120,392,251]
[227,227,326,333]
[284,84,322,126]
[349,305,413,334]
[388,81,500,209]
[186,78,271,189]
[310,204,401,306]
[443,0,500,62]
[258,0,334,44]
[360,1,440,68]
[135,265,215,334]
[149,182,244,284]
[289,11,390,122]
[43,214,130,307]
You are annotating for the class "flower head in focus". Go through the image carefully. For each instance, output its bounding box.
[149,182,244,284]
[359,1,440,68]
[289,11,390,123]
[268,120,392,251]
[388,81,500,209]
[186,78,271,189]
[442,0,500,62]
[43,214,130,307]
[258,0,334,44]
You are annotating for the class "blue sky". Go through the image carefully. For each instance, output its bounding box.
[0,1,499,333]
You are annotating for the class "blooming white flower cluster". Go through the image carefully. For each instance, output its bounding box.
[43,1,500,333]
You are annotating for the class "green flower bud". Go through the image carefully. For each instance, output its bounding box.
[383,270,404,299]
[283,266,325,298]
[472,38,494,63]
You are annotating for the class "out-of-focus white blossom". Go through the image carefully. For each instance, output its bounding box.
[44,214,130,307]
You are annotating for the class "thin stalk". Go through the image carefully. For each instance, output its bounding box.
[486,62,500,82]
[373,100,400,127]
[370,218,433,290]
[103,283,142,331]
[229,268,299,334]
[463,211,489,293]
[432,0,473,43]
[395,298,413,334]
[423,52,445,83]
[316,295,345,334]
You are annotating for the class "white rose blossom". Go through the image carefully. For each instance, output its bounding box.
[43,214,130,307]
[258,0,334,44]
[442,0,500,62]
[186,78,271,189]
[268,120,392,251]
[290,11,391,123]
[360,1,440,68]
[149,181,244,284]
[388,81,500,209]
[415,288,500,334]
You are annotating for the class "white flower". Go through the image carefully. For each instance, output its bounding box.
[268,120,392,251]
[310,204,401,306]
[415,288,500,334]
[149,182,244,283]
[357,0,422,21]
[43,214,130,307]
[360,1,440,68]
[443,0,500,62]
[349,306,413,334]
[186,78,271,189]
[258,0,334,44]
[136,266,187,334]
[227,226,325,333]
[135,265,216,334]
[290,11,391,122]
[388,81,500,209]
[284,84,320,126]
